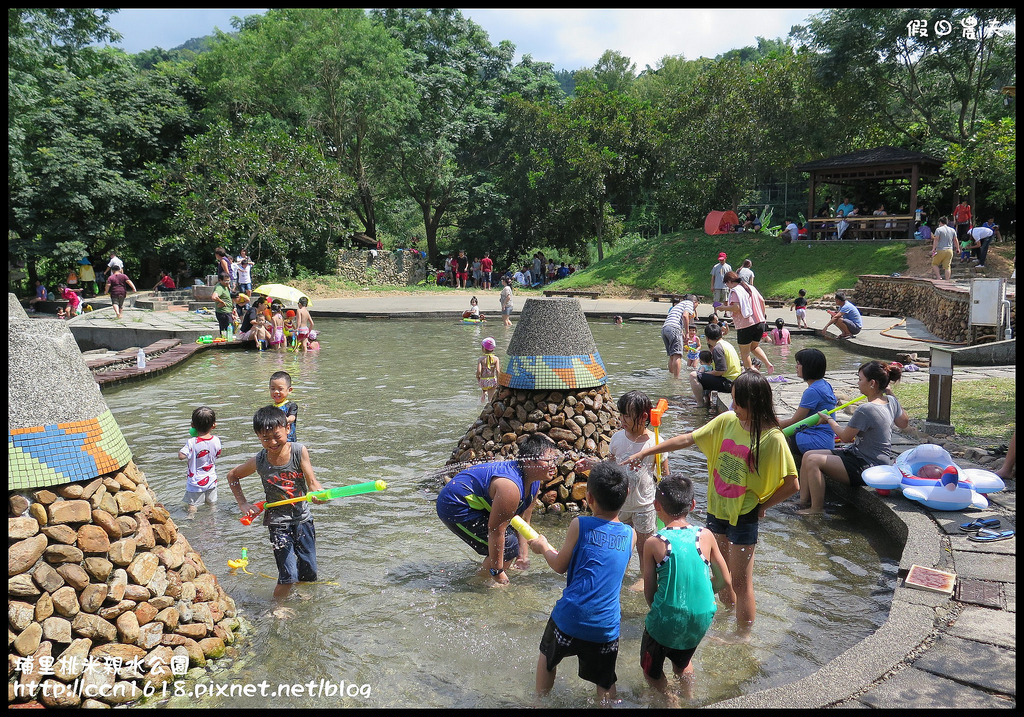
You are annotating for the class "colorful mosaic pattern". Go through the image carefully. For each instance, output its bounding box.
[8,409,132,490]
[499,353,607,390]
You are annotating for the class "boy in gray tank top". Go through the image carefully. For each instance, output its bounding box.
[227,406,326,613]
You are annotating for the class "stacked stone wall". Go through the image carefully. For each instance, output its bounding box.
[852,275,971,343]
[335,250,427,286]
[9,461,240,708]
[449,385,619,514]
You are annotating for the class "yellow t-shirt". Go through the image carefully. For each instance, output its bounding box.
[717,339,742,381]
[79,264,95,282]
[692,412,796,525]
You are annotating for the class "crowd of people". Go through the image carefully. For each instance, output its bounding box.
[435,250,576,289]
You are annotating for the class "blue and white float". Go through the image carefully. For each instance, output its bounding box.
[861,443,1005,511]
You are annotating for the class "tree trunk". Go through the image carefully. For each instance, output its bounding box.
[595,199,605,262]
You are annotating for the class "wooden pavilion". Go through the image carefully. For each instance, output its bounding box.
[794,147,944,240]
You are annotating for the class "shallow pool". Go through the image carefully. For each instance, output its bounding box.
[103,318,897,708]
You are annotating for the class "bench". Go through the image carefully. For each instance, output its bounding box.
[543,290,601,299]
[805,215,916,241]
[650,293,686,304]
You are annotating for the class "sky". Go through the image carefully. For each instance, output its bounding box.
[103,8,822,70]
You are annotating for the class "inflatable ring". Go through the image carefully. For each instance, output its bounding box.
[462,318,482,324]
[862,444,1005,511]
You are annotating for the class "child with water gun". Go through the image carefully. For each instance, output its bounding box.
[226,406,325,611]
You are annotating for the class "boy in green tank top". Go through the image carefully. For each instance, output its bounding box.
[641,475,731,705]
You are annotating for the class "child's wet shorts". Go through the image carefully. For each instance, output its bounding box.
[618,505,657,535]
[441,513,520,562]
[705,505,759,545]
[832,448,872,487]
[640,628,698,680]
[182,488,218,506]
[539,617,619,690]
[268,520,318,585]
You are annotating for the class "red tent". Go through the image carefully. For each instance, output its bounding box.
[704,210,739,235]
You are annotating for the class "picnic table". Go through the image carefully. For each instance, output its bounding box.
[805,215,916,241]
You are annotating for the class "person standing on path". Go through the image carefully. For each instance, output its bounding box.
[931,217,957,280]
[105,266,137,319]
[499,276,514,327]
[481,252,493,290]
[710,252,732,318]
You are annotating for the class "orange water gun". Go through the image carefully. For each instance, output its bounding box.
[650,399,668,481]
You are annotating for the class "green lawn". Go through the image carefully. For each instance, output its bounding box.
[894,377,1015,447]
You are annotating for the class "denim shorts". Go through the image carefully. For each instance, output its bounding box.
[269,521,318,585]
[705,505,759,545]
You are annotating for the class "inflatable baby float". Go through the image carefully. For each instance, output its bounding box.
[861,443,1005,510]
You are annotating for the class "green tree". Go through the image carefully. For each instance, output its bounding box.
[197,8,414,240]
[151,121,358,277]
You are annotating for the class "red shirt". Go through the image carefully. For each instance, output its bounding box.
[480,257,493,272]
[159,275,176,289]
[953,204,972,225]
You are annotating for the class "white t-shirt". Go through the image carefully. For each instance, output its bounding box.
[786,222,798,242]
[179,435,222,493]
[609,430,657,514]
[738,267,754,284]
[107,255,124,272]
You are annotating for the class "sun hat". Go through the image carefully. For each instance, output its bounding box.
[481,337,496,351]
[718,252,728,260]
[308,330,318,341]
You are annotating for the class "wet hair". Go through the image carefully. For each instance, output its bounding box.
[698,349,713,363]
[655,475,694,518]
[252,405,287,434]
[704,323,722,342]
[798,289,806,297]
[587,461,629,512]
[269,370,292,388]
[191,406,216,433]
[775,318,785,328]
[794,348,827,381]
[298,297,308,307]
[519,432,556,459]
[731,371,780,473]
[859,361,902,391]
[616,390,652,425]
[835,291,847,303]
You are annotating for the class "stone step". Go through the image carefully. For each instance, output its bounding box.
[188,302,217,312]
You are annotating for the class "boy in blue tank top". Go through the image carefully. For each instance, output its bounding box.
[528,461,635,705]
[641,475,731,705]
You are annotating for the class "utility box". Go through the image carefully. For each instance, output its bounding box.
[969,278,1007,343]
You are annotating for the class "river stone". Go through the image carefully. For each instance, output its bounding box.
[42,523,78,544]
[136,621,164,649]
[98,600,136,621]
[33,489,58,505]
[53,637,92,680]
[135,514,156,549]
[51,585,81,618]
[42,616,73,643]
[91,509,121,540]
[144,644,173,673]
[18,640,52,698]
[124,583,151,602]
[107,569,128,602]
[105,681,145,705]
[175,623,208,640]
[10,601,36,631]
[81,478,104,500]
[149,595,175,610]
[79,666,116,703]
[98,491,118,516]
[143,504,171,524]
[114,472,137,491]
[115,490,144,514]
[14,622,43,656]
[111,609,140,645]
[39,678,82,708]
[190,602,214,627]
[9,516,40,540]
[72,613,116,642]
[84,557,113,582]
[77,524,111,554]
[116,515,138,536]
[90,642,146,662]
[198,636,226,659]
[127,552,159,586]
[108,537,137,567]
[47,499,91,524]
[9,573,40,598]
[135,601,158,626]
[58,483,85,499]
[56,563,90,590]
[179,637,206,667]
[193,574,218,602]
[29,502,48,526]
[9,533,48,576]
[31,562,64,592]
[102,477,121,494]
[35,591,54,622]
[10,494,31,516]
[44,544,85,564]
[152,522,177,546]
[148,567,168,597]
[80,583,109,613]
[178,581,196,603]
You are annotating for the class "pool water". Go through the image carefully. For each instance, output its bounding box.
[103,317,897,708]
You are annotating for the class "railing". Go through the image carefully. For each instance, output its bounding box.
[805,215,916,240]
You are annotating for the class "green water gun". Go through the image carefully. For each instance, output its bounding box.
[241,480,387,525]
[782,395,866,437]
[464,494,539,541]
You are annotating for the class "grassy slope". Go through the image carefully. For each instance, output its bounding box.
[544,229,909,301]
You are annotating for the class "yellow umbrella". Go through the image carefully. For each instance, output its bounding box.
[252,284,312,307]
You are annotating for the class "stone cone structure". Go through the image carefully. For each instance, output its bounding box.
[8,294,240,708]
[448,298,620,513]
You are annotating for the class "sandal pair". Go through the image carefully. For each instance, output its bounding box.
[959,518,1000,533]
[968,528,1015,543]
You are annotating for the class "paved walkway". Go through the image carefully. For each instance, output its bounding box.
[58,291,1016,708]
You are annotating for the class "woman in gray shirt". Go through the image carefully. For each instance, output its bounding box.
[797,361,909,515]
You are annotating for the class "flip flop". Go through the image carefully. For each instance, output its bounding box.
[968,528,1015,543]
[959,518,1001,533]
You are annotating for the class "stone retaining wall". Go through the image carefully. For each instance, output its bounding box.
[852,275,971,343]
[336,250,427,286]
[9,461,240,708]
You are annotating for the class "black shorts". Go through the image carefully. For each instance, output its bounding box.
[216,312,232,332]
[440,513,521,562]
[735,322,767,346]
[539,617,619,690]
[640,628,698,680]
[833,449,871,487]
[697,373,733,393]
[705,505,759,545]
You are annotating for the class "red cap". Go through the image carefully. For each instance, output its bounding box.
[718,252,727,260]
